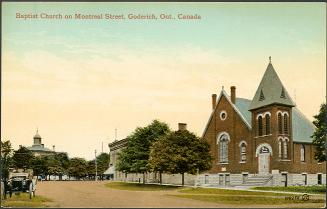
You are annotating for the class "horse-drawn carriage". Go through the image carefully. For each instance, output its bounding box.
[2,169,37,199]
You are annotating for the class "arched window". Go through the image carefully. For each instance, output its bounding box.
[278,139,282,158]
[265,114,270,135]
[283,140,288,159]
[284,114,288,134]
[219,134,229,163]
[278,113,283,134]
[258,116,263,136]
[300,144,305,162]
[240,143,246,162]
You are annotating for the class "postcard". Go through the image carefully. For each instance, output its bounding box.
[1,1,326,208]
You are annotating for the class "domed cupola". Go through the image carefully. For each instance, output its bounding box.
[33,129,42,145]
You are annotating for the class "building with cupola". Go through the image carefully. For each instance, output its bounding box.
[199,58,326,186]
[26,129,57,156]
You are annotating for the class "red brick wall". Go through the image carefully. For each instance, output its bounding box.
[203,94,326,174]
[291,143,326,174]
[203,94,253,173]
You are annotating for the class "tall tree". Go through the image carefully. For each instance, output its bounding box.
[12,146,34,169]
[312,103,326,162]
[149,129,212,186]
[55,152,70,180]
[0,140,14,179]
[96,152,110,179]
[116,120,170,183]
[68,157,88,180]
[87,153,110,179]
[45,155,63,180]
[30,156,47,177]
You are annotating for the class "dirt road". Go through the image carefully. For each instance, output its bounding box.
[37,181,224,208]
[36,181,324,208]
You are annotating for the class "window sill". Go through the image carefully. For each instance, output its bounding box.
[219,162,229,165]
[280,159,291,162]
[239,161,246,164]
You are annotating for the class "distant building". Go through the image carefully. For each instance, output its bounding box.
[26,129,63,157]
[106,138,129,180]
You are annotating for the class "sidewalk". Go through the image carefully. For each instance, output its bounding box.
[118,180,325,196]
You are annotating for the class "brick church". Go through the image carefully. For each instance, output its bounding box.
[200,58,326,186]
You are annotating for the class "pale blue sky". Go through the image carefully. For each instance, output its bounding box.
[3,2,325,58]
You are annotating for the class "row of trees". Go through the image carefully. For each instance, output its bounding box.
[116,120,212,186]
[0,142,110,180]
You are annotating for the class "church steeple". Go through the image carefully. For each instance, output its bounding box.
[249,59,295,110]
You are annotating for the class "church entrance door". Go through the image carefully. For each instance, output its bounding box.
[258,146,270,175]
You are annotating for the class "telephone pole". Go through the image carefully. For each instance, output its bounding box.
[95,149,98,181]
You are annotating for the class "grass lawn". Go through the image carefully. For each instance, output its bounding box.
[105,181,181,191]
[251,185,327,194]
[169,194,325,205]
[1,193,52,208]
[179,187,288,196]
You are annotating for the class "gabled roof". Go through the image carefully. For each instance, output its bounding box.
[202,90,252,137]
[231,98,315,143]
[249,63,295,110]
[292,107,315,143]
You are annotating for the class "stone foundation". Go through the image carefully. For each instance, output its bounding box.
[114,171,326,187]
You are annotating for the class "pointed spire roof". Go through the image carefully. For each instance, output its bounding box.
[249,60,295,110]
[34,129,42,139]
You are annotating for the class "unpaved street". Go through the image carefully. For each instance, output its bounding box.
[36,181,324,208]
[37,181,223,208]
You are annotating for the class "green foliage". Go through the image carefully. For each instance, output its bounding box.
[12,146,34,169]
[180,188,286,196]
[149,130,212,185]
[30,153,69,179]
[116,120,170,174]
[0,140,14,178]
[96,152,110,175]
[252,185,327,194]
[105,182,180,191]
[45,155,64,177]
[312,103,326,162]
[87,152,110,178]
[30,156,47,177]
[68,157,88,179]
[1,192,52,208]
[169,194,325,205]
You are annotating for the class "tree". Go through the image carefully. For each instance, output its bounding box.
[96,153,110,179]
[312,103,326,162]
[30,156,47,177]
[45,155,63,180]
[0,140,14,179]
[116,120,170,183]
[87,153,110,180]
[12,146,34,169]
[149,129,212,186]
[68,157,88,180]
[54,153,70,180]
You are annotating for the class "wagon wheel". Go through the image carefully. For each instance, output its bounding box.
[29,183,33,199]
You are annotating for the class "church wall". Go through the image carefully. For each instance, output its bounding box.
[291,143,326,174]
[251,105,294,173]
[203,94,253,174]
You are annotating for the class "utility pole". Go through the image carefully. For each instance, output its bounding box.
[101,142,103,153]
[95,149,97,181]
